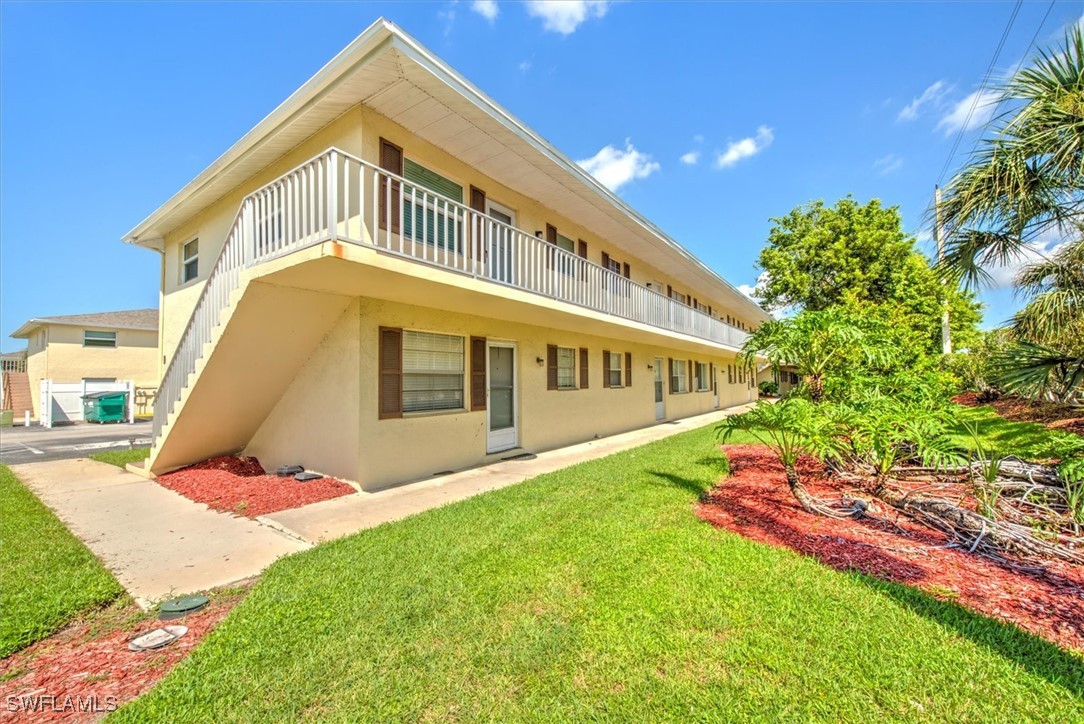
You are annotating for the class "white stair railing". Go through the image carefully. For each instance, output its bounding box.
[153,147,751,441]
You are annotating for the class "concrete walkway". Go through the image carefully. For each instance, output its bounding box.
[263,404,754,544]
[10,458,310,608]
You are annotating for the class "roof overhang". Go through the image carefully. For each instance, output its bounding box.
[123,18,770,322]
[11,319,157,339]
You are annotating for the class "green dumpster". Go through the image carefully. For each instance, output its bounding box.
[82,390,128,423]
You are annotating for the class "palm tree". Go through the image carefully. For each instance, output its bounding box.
[937,25,1084,401]
[739,309,888,403]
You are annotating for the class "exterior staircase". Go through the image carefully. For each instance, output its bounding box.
[2,371,34,422]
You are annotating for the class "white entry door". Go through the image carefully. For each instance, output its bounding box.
[486,201,515,284]
[654,357,665,420]
[487,342,518,452]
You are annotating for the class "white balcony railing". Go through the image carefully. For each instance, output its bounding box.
[153,148,750,439]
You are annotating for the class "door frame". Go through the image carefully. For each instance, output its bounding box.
[486,340,518,453]
[653,356,665,421]
[712,363,719,409]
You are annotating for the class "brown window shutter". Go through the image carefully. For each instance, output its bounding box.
[667,284,672,298]
[668,358,675,393]
[378,139,403,234]
[708,305,713,316]
[579,347,589,389]
[547,344,558,390]
[692,297,699,310]
[601,251,610,269]
[545,224,557,245]
[622,262,630,279]
[688,360,694,388]
[470,337,486,411]
[602,350,611,388]
[624,352,632,387]
[378,326,403,419]
[469,186,486,212]
[577,240,588,258]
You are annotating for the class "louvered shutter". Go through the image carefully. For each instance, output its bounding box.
[622,263,630,279]
[547,344,558,390]
[379,139,403,233]
[379,327,403,419]
[470,337,486,411]
[602,350,611,388]
[578,240,588,258]
[624,352,632,387]
[669,358,675,393]
[579,347,589,389]
[469,186,486,212]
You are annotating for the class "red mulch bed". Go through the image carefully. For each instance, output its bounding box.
[0,589,246,722]
[954,392,1084,437]
[155,456,355,518]
[698,445,1084,653]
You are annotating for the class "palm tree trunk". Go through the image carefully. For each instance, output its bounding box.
[784,463,819,514]
[808,374,825,403]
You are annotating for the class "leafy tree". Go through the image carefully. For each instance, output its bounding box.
[739,309,890,403]
[757,196,982,355]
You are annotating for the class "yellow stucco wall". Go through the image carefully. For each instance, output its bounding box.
[246,296,756,490]
[24,324,158,417]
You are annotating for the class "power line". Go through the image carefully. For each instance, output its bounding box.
[936,0,1024,187]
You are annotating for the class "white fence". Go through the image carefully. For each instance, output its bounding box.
[39,380,135,428]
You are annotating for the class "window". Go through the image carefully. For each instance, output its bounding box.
[671,359,688,393]
[556,233,577,276]
[402,159,464,252]
[83,330,117,348]
[696,362,710,391]
[182,239,199,283]
[669,289,687,305]
[608,351,623,388]
[556,347,577,390]
[401,331,464,413]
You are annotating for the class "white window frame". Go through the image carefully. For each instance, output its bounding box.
[672,359,688,394]
[696,362,710,391]
[556,346,577,390]
[83,330,117,349]
[608,352,623,388]
[182,238,199,284]
[401,330,465,414]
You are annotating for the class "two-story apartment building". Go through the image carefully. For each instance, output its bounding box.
[125,19,770,489]
[10,309,159,418]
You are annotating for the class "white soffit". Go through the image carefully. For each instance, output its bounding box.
[124,19,767,320]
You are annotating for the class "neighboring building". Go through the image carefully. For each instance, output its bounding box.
[124,19,770,488]
[757,365,801,396]
[10,309,159,418]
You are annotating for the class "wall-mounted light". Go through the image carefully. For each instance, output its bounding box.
[536,356,545,366]
[646,364,654,371]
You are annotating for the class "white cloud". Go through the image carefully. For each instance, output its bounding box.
[714,126,774,169]
[525,1,610,35]
[518,59,532,73]
[679,150,700,165]
[471,0,499,22]
[937,89,1000,135]
[898,80,948,121]
[873,153,903,175]
[577,141,660,191]
[737,284,759,300]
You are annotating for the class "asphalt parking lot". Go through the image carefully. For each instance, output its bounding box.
[0,421,153,465]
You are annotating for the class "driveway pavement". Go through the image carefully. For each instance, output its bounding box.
[9,458,310,608]
[0,421,153,465]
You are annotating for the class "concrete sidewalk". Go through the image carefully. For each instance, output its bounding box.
[10,458,310,607]
[263,404,753,544]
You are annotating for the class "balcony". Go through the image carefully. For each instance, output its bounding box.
[153,147,750,438]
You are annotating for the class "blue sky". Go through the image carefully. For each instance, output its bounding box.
[2,1,1080,352]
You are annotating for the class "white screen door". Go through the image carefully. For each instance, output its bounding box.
[487,343,517,452]
[654,357,665,420]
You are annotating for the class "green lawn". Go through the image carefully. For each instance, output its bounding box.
[0,464,124,656]
[950,405,1079,459]
[117,423,1082,721]
[88,446,150,468]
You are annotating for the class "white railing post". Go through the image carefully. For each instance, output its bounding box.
[326,150,339,240]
